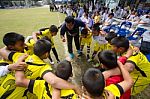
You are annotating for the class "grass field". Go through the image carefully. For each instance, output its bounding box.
[0,7,65,46]
[0,7,150,99]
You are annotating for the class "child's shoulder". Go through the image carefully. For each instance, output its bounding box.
[106,75,123,86]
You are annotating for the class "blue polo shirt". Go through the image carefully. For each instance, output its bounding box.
[60,19,86,36]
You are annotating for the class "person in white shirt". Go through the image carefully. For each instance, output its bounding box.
[101,10,109,22]
[80,12,93,28]
[138,12,150,27]
[127,10,136,21]
[66,6,73,16]
[129,12,140,26]
[102,13,114,30]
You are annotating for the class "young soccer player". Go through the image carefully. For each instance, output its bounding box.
[0,39,80,99]
[80,28,92,60]
[3,32,25,53]
[15,60,78,99]
[89,23,108,63]
[82,61,133,99]
[32,25,60,64]
[105,36,150,95]
[98,50,131,99]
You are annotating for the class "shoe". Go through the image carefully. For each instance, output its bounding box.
[93,63,100,67]
[87,58,93,62]
[50,61,55,65]
[69,53,74,59]
[77,50,82,57]
[57,60,60,63]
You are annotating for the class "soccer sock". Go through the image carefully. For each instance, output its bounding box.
[52,48,60,61]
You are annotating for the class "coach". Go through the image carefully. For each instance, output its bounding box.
[60,16,90,59]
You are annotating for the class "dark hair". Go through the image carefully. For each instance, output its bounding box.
[98,50,117,69]
[33,39,51,57]
[81,28,88,35]
[82,68,105,97]
[55,60,72,80]
[92,23,100,31]
[145,11,149,14]
[105,32,117,43]
[3,32,24,46]
[111,36,129,51]
[49,25,58,33]
[65,16,75,24]
[108,13,114,17]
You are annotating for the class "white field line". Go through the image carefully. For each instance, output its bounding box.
[57,12,70,60]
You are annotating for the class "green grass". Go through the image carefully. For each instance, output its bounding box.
[0,7,65,47]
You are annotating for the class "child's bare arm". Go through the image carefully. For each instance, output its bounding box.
[32,32,41,42]
[52,88,61,99]
[103,62,135,80]
[15,70,30,87]
[0,46,11,60]
[117,61,134,93]
[43,72,81,95]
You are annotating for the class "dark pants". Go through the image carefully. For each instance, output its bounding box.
[67,34,80,53]
[48,47,60,62]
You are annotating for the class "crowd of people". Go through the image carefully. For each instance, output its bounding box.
[0,3,150,99]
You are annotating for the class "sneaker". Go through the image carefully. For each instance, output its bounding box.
[50,61,55,65]
[93,63,100,67]
[77,50,82,57]
[87,58,93,62]
[69,53,74,59]
[57,60,60,63]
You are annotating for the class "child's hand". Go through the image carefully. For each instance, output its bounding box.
[117,60,124,68]
[74,85,82,96]
[61,37,66,42]
[133,46,140,53]
[100,30,106,36]
[8,62,27,71]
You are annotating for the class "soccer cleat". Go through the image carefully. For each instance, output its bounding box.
[93,63,100,67]
[87,58,93,62]
[69,53,75,59]
[77,50,82,57]
[50,61,55,65]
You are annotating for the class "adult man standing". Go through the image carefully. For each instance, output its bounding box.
[60,16,90,59]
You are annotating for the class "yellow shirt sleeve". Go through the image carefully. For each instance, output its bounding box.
[105,84,123,98]
[8,52,24,63]
[41,29,50,37]
[40,64,53,78]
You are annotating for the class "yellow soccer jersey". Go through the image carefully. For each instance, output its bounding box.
[1,52,52,99]
[0,60,15,98]
[81,32,92,46]
[94,43,112,52]
[39,29,55,48]
[104,84,123,99]
[127,52,150,95]
[0,60,12,65]
[28,80,78,99]
[24,39,36,55]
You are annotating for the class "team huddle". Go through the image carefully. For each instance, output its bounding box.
[0,16,150,99]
